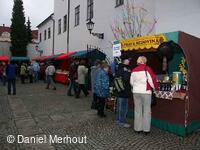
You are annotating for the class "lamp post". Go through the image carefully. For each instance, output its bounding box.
[86,19,104,39]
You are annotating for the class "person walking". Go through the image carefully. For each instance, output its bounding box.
[27,63,33,83]
[6,61,16,95]
[20,63,27,84]
[45,62,56,90]
[130,56,158,135]
[2,62,7,86]
[32,61,40,82]
[67,60,79,96]
[95,61,110,117]
[115,58,132,128]
[76,60,89,98]
[90,60,101,109]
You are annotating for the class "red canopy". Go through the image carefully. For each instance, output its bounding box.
[54,52,76,60]
[40,55,54,61]
[32,56,41,61]
[0,56,9,61]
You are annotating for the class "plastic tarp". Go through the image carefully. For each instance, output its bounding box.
[46,53,62,61]
[69,49,106,61]
[55,52,76,60]
[40,55,53,61]
[0,56,9,61]
[32,56,40,61]
[11,57,30,61]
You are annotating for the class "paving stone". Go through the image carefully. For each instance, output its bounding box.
[18,127,43,137]
[24,143,55,150]
[15,119,36,129]
[0,81,199,150]
[50,114,66,121]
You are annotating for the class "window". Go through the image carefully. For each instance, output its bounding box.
[63,15,67,32]
[87,0,93,20]
[44,30,47,40]
[58,19,61,34]
[39,33,42,42]
[75,5,80,26]
[48,27,51,39]
[116,0,124,7]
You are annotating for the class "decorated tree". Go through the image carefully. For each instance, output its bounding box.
[10,0,28,56]
[111,0,157,40]
[26,17,33,43]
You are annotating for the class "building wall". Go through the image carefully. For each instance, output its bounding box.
[38,18,54,56]
[0,41,11,56]
[49,0,200,60]
[53,0,156,60]
[54,0,68,54]
[0,41,37,59]
[155,0,200,37]
[27,43,39,59]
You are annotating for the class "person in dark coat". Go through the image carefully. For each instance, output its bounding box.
[115,58,132,128]
[67,60,79,96]
[6,61,16,95]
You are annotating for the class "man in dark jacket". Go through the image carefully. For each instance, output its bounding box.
[67,60,79,96]
[116,58,132,127]
[6,61,16,95]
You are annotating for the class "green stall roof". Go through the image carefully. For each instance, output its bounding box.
[69,49,106,60]
[11,57,30,61]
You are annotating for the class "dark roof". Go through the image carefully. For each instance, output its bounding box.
[32,30,38,39]
[0,25,38,40]
[36,13,54,28]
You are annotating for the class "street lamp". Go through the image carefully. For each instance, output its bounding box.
[86,19,104,39]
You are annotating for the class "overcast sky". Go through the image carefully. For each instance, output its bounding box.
[0,0,54,29]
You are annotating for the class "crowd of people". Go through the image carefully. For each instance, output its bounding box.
[0,55,158,135]
[67,56,158,135]
[0,60,58,95]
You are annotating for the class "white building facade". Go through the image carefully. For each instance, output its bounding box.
[37,14,55,56]
[37,0,200,59]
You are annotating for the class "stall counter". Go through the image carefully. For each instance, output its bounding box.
[54,70,69,84]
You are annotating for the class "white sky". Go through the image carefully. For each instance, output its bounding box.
[0,0,54,29]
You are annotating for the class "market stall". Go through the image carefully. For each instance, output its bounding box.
[53,52,76,84]
[69,49,106,89]
[118,31,200,136]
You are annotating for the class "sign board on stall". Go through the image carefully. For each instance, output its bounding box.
[120,34,167,51]
[113,41,121,57]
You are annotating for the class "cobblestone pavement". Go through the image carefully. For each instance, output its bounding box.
[0,81,200,150]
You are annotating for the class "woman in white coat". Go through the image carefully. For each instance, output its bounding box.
[130,56,158,135]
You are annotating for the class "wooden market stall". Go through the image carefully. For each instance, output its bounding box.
[119,31,200,136]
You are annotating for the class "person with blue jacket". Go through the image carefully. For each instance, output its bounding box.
[95,61,110,117]
[6,61,16,95]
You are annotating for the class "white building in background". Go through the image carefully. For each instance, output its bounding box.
[0,24,38,58]
[37,13,54,56]
[37,0,200,60]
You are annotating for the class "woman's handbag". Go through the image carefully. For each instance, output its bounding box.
[151,90,157,107]
[144,66,157,107]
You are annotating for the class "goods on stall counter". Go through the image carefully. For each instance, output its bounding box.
[172,71,184,91]
[172,71,183,84]
[155,90,186,100]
